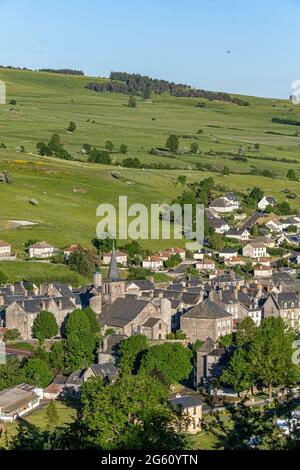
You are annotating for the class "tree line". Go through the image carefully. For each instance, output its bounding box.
[86,71,249,105]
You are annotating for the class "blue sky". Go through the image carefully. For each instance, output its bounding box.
[1,0,300,98]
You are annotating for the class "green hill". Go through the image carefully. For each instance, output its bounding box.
[0,68,299,282]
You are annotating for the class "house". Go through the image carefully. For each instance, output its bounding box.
[4,296,79,340]
[281,216,300,231]
[196,258,215,271]
[82,363,118,384]
[0,384,42,422]
[165,247,186,260]
[225,256,246,267]
[169,394,203,434]
[180,298,233,343]
[209,197,236,214]
[103,250,128,267]
[28,241,56,259]
[0,241,11,258]
[278,234,300,247]
[225,228,251,241]
[142,256,164,271]
[254,265,273,278]
[194,338,230,387]
[63,244,81,259]
[258,196,276,211]
[266,218,284,234]
[218,248,238,261]
[224,193,240,209]
[125,280,155,296]
[97,333,127,364]
[243,242,267,259]
[100,297,169,339]
[207,216,230,234]
[263,292,300,331]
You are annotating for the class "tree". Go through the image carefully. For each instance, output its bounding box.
[3,329,21,343]
[24,358,53,388]
[250,317,298,397]
[0,357,24,391]
[218,334,235,348]
[46,400,59,430]
[176,175,186,187]
[128,96,137,108]
[64,309,92,339]
[49,341,65,373]
[105,140,114,151]
[119,335,149,374]
[164,254,182,268]
[140,343,192,385]
[82,307,100,334]
[76,374,188,450]
[88,148,111,164]
[210,233,225,251]
[221,348,253,395]
[251,224,259,238]
[68,248,97,277]
[207,401,285,450]
[166,135,179,153]
[9,99,17,105]
[67,121,76,133]
[254,143,260,150]
[0,271,8,285]
[190,142,199,154]
[142,89,151,100]
[120,144,128,154]
[64,332,95,372]
[236,317,257,346]
[32,311,59,341]
[249,186,264,203]
[275,201,292,215]
[287,169,298,181]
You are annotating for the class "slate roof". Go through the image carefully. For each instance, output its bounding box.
[182,299,232,320]
[169,395,203,409]
[100,298,150,327]
[108,245,120,282]
[126,280,154,291]
[143,317,161,328]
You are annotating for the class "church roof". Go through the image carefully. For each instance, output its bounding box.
[108,245,120,282]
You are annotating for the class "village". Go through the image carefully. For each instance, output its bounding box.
[0,190,300,442]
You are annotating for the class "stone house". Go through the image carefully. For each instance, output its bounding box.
[28,241,56,259]
[103,250,128,267]
[243,242,267,259]
[97,333,127,364]
[258,196,276,211]
[100,297,169,339]
[169,394,203,434]
[262,292,300,331]
[180,299,233,343]
[194,338,230,387]
[209,197,236,213]
[0,241,11,258]
[5,296,77,340]
[142,256,164,271]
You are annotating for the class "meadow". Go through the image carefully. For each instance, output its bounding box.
[0,67,299,281]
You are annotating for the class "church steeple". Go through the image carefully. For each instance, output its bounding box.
[108,242,120,282]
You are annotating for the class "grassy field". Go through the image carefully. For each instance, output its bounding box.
[0,400,76,449]
[0,67,300,281]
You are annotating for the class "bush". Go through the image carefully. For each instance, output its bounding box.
[4,329,21,343]
[32,311,59,341]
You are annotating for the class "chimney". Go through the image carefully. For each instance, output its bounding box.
[102,335,108,353]
[234,288,239,301]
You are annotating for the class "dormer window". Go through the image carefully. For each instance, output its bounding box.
[284,303,287,308]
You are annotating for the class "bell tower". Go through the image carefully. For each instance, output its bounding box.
[102,243,125,305]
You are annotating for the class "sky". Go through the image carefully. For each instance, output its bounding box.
[0,0,300,98]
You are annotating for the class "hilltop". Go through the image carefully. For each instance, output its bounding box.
[0,67,299,281]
